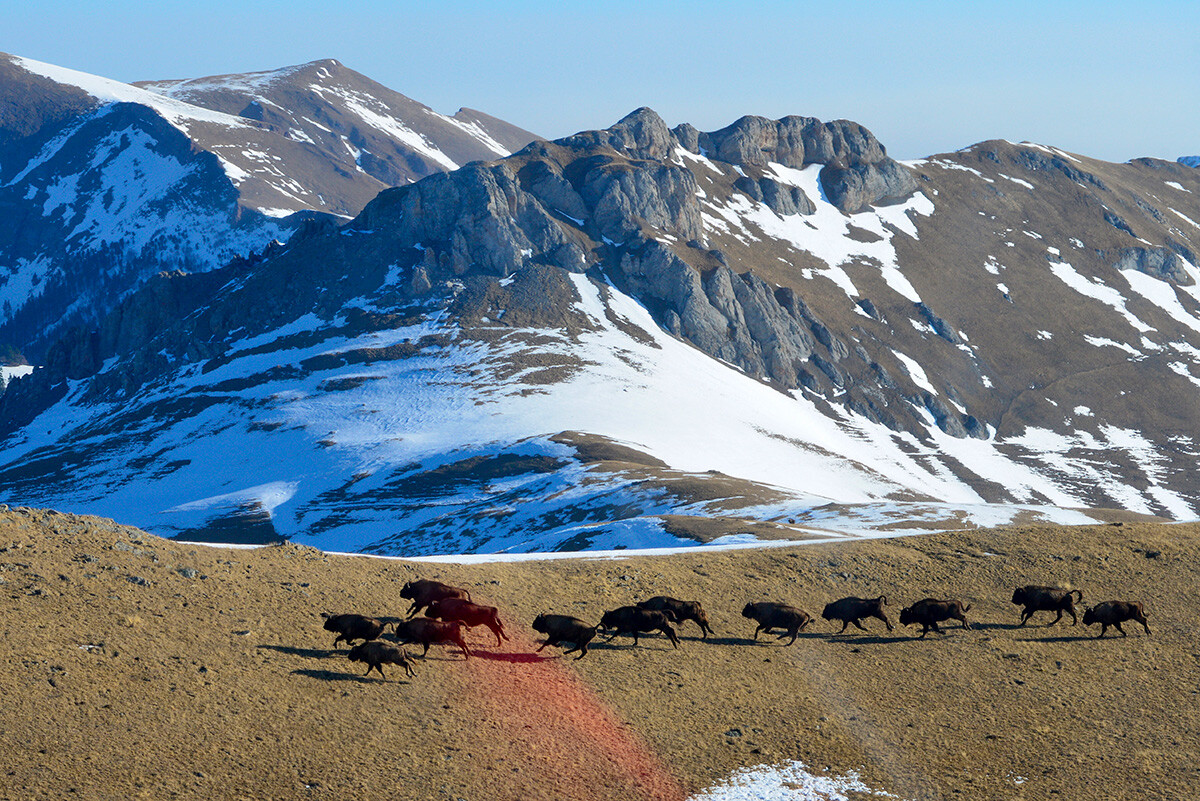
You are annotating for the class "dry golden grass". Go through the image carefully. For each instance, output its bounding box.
[1,507,1197,800]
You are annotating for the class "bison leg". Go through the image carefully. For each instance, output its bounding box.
[421,642,431,657]
[1114,621,1127,637]
[876,613,894,632]
[781,628,799,646]
[662,626,679,648]
[1137,616,1151,635]
[1096,624,1108,638]
[753,624,764,641]
[851,619,869,632]
[1050,609,1064,627]
[1019,608,1032,626]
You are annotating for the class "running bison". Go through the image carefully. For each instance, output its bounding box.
[393,618,472,659]
[400,579,471,618]
[425,598,508,647]
[822,595,893,634]
[636,596,714,639]
[322,613,386,647]
[347,640,416,679]
[899,598,972,638]
[1011,585,1083,626]
[532,613,598,660]
[741,602,811,646]
[598,606,679,648]
[1083,601,1151,638]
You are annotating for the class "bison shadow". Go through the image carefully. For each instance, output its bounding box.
[258,644,339,659]
[1017,634,1102,643]
[825,634,905,646]
[471,649,557,664]
[292,668,409,684]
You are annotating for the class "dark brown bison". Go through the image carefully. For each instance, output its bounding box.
[741,602,811,645]
[1083,601,1150,638]
[400,579,471,617]
[636,597,714,639]
[598,606,679,648]
[347,640,416,679]
[532,613,598,660]
[425,598,508,646]
[899,598,972,638]
[821,596,893,634]
[1011,585,1083,626]
[322,613,386,647]
[393,618,471,658]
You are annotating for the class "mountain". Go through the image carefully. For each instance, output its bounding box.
[1,108,1197,554]
[0,54,538,358]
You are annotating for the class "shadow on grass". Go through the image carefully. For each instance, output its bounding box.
[825,634,907,646]
[291,668,403,684]
[471,649,557,664]
[1018,634,1106,643]
[258,644,338,659]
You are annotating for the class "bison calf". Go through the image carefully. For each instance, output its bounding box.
[532,613,598,660]
[741,602,811,646]
[400,579,471,618]
[598,606,679,648]
[393,618,471,659]
[1011,585,1083,627]
[636,596,714,639]
[347,641,416,679]
[425,598,508,646]
[322,613,386,648]
[899,598,972,638]
[822,595,893,634]
[1083,601,1150,638]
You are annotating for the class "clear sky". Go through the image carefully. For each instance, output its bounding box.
[3,0,1197,162]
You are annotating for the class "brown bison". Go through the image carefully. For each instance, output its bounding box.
[899,598,972,638]
[532,613,598,660]
[393,618,471,658]
[400,579,471,617]
[1011,585,1083,626]
[425,598,508,646]
[741,602,811,646]
[598,606,679,648]
[1083,601,1150,638]
[322,613,386,647]
[822,596,893,634]
[636,596,714,639]
[347,641,416,679]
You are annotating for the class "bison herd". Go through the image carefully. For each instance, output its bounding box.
[320,577,1151,680]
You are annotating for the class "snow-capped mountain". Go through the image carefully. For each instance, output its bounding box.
[0,54,537,358]
[2,109,1198,554]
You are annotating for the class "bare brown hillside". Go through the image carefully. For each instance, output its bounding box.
[1,507,1197,800]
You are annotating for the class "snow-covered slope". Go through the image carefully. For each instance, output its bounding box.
[0,53,537,358]
[2,109,1198,555]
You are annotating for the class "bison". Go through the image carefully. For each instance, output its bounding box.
[1083,601,1150,638]
[741,602,811,645]
[347,640,416,679]
[322,613,386,647]
[598,606,679,648]
[393,618,471,658]
[1011,585,1083,626]
[822,595,893,634]
[899,598,972,638]
[425,598,508,647]
[400,579,471,618]
[532,613,598,660]
[636,596,714,639]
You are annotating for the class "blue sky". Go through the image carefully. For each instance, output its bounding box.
[3,1,1197,161]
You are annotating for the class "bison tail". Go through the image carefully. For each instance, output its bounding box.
[963,604,973,613]
[878,595,889,606]
[1071,589,1083,602]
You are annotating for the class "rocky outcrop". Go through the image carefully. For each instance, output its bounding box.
[674,114,917,213]
[1112,246,1194,286]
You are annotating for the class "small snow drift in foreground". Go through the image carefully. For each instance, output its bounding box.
[688,760,899,801]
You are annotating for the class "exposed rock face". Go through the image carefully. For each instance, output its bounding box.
[1112,246,1193,286]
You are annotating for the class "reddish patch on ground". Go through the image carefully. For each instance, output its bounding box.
[463,633,688,801]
